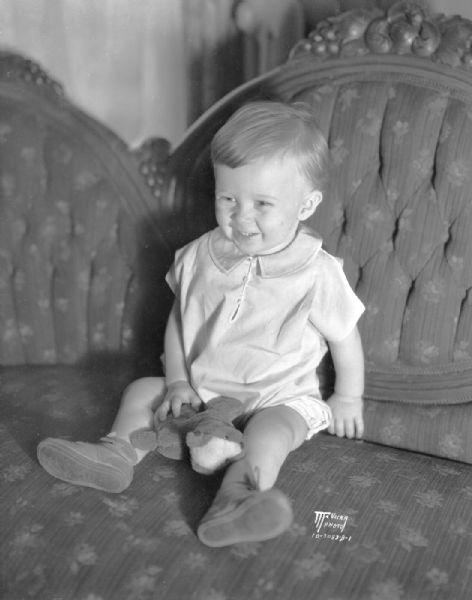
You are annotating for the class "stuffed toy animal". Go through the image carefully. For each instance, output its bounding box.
[130,396,245,474]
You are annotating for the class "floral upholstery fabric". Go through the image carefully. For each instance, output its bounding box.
[0,71,171,369]
[0,106,137,364]
[297,80,472,371]
[2,364,472,600]
[288,78,472,463]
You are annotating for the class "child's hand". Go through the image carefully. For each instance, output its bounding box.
[156,381,202,421]
[326,393,364,439]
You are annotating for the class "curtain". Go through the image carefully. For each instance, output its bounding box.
[0,0,187,147]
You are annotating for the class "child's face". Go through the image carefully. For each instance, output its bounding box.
[214,156,322,256]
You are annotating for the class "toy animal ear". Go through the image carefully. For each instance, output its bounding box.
[299,190,322,221]
[208,396,244,421]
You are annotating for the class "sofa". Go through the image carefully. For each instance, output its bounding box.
[2,2,472,599]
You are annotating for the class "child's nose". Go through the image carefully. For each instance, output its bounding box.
[234,203,253,223]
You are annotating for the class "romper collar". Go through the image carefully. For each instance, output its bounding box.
[208,226,323,278]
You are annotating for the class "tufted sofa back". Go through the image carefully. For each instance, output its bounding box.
[0,53,172,366]
[299,73,472,369]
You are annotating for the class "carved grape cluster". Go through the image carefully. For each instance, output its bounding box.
[1,52,64,97]
[290,0,472,70]
[134,138,170,199]
[364,2,440,57]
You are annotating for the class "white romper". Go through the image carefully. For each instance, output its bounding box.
[166,225,365,438]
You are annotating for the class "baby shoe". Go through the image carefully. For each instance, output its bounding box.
[197,464,293,547]
[37,436,138,493]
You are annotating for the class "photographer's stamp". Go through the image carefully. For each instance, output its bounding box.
[312,511,352,542]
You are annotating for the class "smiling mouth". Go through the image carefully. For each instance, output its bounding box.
[238,231,259,238]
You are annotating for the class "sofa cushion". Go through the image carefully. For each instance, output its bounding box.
[2,363,472,600]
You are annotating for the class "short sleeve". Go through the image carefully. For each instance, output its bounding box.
[165,244,189,300]
[165,260,179,297]
[165,233,207,300]
[309,251,365,342]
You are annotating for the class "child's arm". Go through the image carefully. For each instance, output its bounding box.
[326,326,364,439]
[156,300,202,421]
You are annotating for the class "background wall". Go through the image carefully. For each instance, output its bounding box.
[429,0,472,19]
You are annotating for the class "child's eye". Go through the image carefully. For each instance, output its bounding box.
[217,195,236,203]
[256,200,273,208]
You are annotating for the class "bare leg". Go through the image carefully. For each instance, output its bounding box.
[232,405,308,489]
[223,406,308,490]
[109,377,166,461]
[198,405,308,546]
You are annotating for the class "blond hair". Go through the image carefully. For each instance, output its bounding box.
[211,101,330,191]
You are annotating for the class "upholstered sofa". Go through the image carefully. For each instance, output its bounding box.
[2,2,472,599]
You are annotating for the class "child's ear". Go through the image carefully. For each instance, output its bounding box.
[299,190,322,221]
